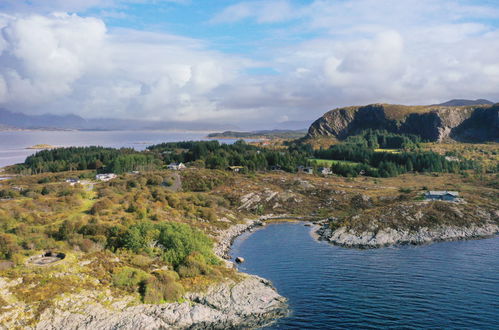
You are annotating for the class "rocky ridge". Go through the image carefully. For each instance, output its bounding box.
[317,223,499,248]
[307,103,499,142]
[30,275,286,330]
[316,207,499,248]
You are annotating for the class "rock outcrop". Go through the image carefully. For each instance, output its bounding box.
[317,223,499,248]
[307,103,499,142]
[31,275,287,330]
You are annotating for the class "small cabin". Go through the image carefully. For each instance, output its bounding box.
[167,162,186,170]
[65,178,80,185]
[297,166,314,174]
[96,173,117,181]
[425,191,459,202]
[227,166,244,172]
[318,167,332,175]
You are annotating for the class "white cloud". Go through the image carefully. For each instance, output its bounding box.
[211,0,296,24]
[0,1,498,127]
[0,13,246,122]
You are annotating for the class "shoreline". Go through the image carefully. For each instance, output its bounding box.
[214,214,317,261]
[217,213,499,252]
[315,222,499,249]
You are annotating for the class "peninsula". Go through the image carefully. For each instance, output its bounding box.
[0,102,497,328]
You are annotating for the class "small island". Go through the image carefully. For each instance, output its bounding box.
[26,144,57,150]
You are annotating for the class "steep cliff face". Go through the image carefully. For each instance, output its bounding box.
[307,104,499,142]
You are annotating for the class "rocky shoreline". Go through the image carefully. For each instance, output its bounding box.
[0,217,291,330]
[214,214,314,261]
[316,222,499,248]
[31,275,287,330]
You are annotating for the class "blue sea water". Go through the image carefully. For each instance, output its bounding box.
[0,130,252,168]
[230,222,499,329]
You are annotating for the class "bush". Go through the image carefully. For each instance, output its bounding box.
[131,254,154,268]
[0,233,20,260]
[142,270,184,303]
[112,267,150,289]
[157,223,218,267]
[115,222,218,268]
[90,198,114,215]
[177,253,214,278]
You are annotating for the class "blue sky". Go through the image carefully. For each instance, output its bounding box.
[0,0,498,128]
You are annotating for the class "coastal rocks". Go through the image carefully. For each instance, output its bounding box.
[34,275,287,330]
[237,189,303,214]
[317,223,499,248]
[213,218,262,260]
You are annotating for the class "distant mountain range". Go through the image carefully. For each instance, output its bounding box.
[436,99,494,106]
[207,129,307,139]
[0,109,237,131]
[0,99,495,132]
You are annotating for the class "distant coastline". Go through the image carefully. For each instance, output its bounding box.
[25,144,57,150]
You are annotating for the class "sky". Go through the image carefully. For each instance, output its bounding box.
[0,0,498,128]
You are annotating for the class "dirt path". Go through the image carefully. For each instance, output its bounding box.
[167,172,182,192]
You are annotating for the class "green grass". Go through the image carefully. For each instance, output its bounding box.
[309,159,360,166]
[374,149,401,154]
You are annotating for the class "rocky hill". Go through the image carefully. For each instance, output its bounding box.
[307,103,499,142]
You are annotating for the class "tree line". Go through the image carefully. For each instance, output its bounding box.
[13,130,478,178]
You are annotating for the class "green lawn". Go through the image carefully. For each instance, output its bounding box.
[309,159,360,167]
[374,148,401,154]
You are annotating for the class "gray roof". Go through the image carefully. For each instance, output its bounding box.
[426,191,459,196]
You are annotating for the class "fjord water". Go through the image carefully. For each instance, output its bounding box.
[231,222,499,329]
[0,130,231,168]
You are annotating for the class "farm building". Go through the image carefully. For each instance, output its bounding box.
[167,162,186,170]
[96,173,117,181]
[227,166,244,172]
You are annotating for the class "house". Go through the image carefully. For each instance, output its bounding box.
[167,162,186,170]
[318,167,332,175]
[424,191,459,202]
[270,165,282,171]
[65,178,80,186]
[297,166,314,174]
[227,166,244,172]
[95,173,117,182]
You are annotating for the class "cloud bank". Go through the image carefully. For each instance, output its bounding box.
[0,0,498,127]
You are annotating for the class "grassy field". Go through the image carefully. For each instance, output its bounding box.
[374,148,401,154]
[309,159,360,167]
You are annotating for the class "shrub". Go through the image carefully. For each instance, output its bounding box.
[131,254,154,268]
[112,267,150,289]
[0,233,20,260]
[115,222,218,268]
[146,176,164,186]
[157,222,218,267]
[90,198,113,215]
[177,253,214,278]
[142,270,184,303]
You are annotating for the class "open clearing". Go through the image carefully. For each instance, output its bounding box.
[309,159,360,167]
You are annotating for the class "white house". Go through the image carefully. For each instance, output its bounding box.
[318,167,332,175]
[96,173,117,181]
[167,162,186,170]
